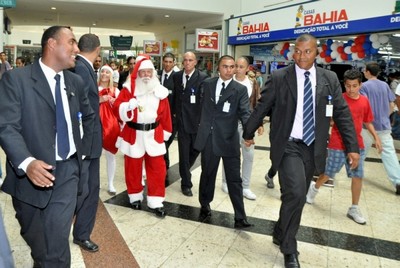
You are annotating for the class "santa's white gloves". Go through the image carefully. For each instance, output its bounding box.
[128,98,138,110]
[154,86,169,99]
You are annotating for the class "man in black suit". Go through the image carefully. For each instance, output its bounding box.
[173,51,208,196]
[243,34,359,268]
[93,55,102,79]
[72,33,102,252]
[118,56,136,89]
[0,26,95,267]
[194,55,252,229]
[158,52,176,170]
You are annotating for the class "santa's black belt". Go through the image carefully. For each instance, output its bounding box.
[126,121,159,131]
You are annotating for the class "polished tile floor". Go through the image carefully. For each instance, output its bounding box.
[1,123,400,267]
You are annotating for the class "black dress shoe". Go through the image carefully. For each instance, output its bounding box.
[234,219,254,229]
[149,207,166,218]
[73,239,99,252]
[182,187,193,196]
[200,205,211,218]
[284,253,300,268]
[131,200,142,210]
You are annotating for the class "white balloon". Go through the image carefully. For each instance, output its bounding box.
[287,52,293,61]
[344,46,352,54]
[372,41,380,49]
[331,43,339,50]
[352,52,359,60]
[289,46,294,52]
[331,51,339,59]
[316,57,322,64]
[276,42,284,50]
[318,47,323,53]
[369,33,379,42]
[378,35,389,44]
[336,57,343,63]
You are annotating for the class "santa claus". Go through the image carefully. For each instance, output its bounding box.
[113,54,172,218]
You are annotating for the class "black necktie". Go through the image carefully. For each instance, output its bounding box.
[217,82,225,103]
[185,75,190,88]
[220,82,226,96]
[163,73,168,86]
[303,71,315,146]
[55,74,70,159]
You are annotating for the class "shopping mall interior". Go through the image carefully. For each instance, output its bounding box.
[0,0,400,267]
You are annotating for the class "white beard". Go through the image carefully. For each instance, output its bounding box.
[135,76,160,96]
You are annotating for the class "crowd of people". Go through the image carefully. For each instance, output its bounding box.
[0,29,400,268]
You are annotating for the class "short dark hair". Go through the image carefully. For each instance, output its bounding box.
[16,56,25,64]
[237,56,250,65]
[163,52,175,61]
[296,33,317,43]
[78,33,100,52]
[365,62,381,77]
[41,26,70,51]
[126,56,136,63]
[217,55,235,67]
[343,69,362,83]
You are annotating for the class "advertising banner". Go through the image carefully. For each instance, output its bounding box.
[228,0,400,45]
[143,40,162,56]
[195,29,221,52]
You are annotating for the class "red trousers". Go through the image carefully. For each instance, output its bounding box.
[124,154,166,198]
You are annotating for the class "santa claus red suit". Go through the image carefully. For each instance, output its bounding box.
[113,55,172,217]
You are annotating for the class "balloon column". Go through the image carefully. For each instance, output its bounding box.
[317,34,388,64]
[273,34,389,64]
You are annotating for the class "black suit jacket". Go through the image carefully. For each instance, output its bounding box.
[0,60,95,208]
[158,69,176,116]
[243,64,359,173]
[73,56,102,158]
[194,77,251,157]
[118,70,130,90]
[173,69,208,133]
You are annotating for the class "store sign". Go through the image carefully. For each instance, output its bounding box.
[0,0,16,8]
[195,29,221,52]
[143,40,162,56]
[110,36,133,50]
[228,0,399,45]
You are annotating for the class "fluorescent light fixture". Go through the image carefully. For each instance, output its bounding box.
[382,55,400,59]
[51,7,56,10]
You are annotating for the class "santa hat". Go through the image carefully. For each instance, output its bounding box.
[129,54,154,96]
[100,64,113,73]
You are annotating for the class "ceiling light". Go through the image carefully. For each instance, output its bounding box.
[92,23,96,26]
[382,55,400,59]
[164,15,170,18]
[51,7,56,10]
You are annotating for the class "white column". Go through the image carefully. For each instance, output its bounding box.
[0,9,4,52]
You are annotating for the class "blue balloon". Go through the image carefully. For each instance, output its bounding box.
[347,54,353,60]
[284,49,289,57]
[325,49,332,56]
[363,42,371,50]
[327,39,333,46]
[347,40,354,46]
[370,48,378,54]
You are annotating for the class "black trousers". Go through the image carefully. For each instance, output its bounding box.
[13,158,79,267]
[178,127,200,189]
[73,158,100,241]
[199,135,246,220]
[164,119,177,169]
[274,141,314,254]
